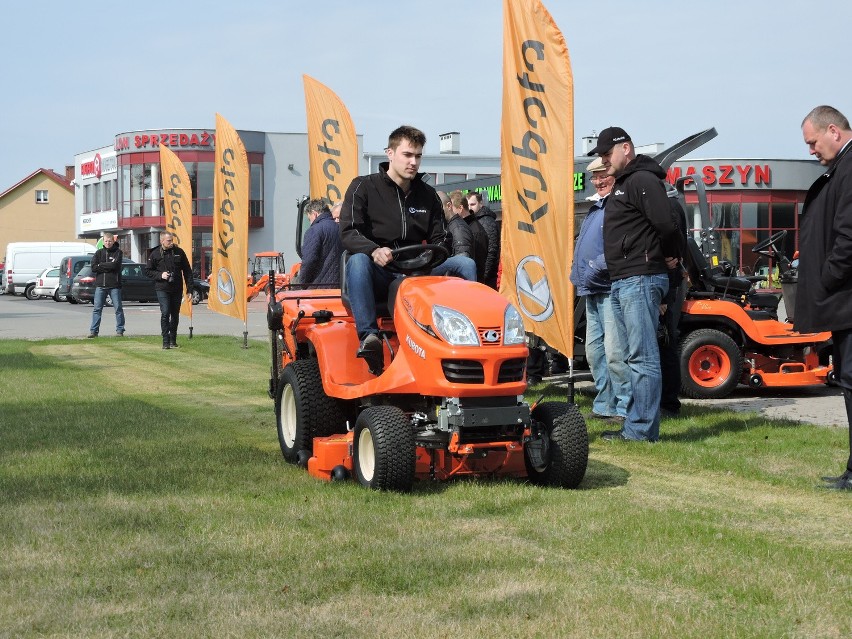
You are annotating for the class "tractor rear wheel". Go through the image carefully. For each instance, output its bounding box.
[525,402,588,488]
[275,359,344,464]
[352,406,415,492]
[679,328,743,399]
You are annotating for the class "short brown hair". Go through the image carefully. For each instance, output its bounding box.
[388,125,426,150]
[449,190,469,210]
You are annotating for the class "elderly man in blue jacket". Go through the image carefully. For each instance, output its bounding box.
[299,198,344,288]
[570,158,630,423]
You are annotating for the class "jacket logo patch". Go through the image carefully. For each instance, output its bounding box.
[408,207,428,215]
[614,189,625,196]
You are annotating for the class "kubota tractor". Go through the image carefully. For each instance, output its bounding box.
[675,178,834,399]
[247,252,289,302]
[265,245,589,491]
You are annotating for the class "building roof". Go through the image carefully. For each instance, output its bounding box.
[0,168,73,199]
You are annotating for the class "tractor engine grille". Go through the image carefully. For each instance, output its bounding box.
[442,360,484,384]
[441,358,527,384]
[498,358,526,383]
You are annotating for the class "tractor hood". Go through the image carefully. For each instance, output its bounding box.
[396,276,515,342]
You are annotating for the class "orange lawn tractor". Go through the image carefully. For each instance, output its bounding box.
[265,245,589,491]
[675,178,834,399]
[247,251,290,302]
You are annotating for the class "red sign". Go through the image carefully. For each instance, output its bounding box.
[114,131,216,152]
[667,164,771,187]
[80,152,102,178]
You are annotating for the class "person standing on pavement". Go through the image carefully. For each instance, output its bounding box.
[88,232,125,338]
[570,157,630,423]
[299,198,344,288]
[796,105,852,491]
[467,191,500,289]
[588,127,682,443]
[146,231,193,350]
[658,186,689,419]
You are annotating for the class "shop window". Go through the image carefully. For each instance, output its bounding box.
[35,189,48,203]
[772,202,795,229]
[196,163,214,216]
[250,164,263,218]
[740,202,759,229]
[442,173,467,184]
[84,184,94,213]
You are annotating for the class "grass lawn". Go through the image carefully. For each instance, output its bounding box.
[1,336,850,638]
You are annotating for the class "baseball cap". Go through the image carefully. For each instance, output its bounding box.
[587,126,632,156]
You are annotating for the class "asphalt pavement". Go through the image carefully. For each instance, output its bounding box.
[0,290,271,342]
[1,291,847,428]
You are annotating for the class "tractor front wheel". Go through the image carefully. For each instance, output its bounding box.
[525,402,588,488]
[352,406,415,492]
[679,328,743,399]
[275,359,344,464]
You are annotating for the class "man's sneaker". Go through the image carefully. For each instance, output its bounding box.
[116,332,125,337]
[169,342,179,348]
[87,333,97,339]
[357,334,384,375]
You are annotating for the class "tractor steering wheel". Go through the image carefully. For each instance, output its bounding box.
[752,230,788,258]
[385,244,449,275]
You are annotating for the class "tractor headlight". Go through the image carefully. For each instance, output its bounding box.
[503,304,525,345]
[432,305,479,346]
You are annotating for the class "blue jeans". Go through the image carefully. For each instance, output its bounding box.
[585,293,630,418]
[346,253,476,338]
[156,290,184,342]
[610,274,669,441]
[90,287,125,335]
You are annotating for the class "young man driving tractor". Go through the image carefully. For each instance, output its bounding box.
[339,125,476,373]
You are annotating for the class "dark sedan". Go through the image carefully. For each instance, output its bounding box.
[71,264,208,305]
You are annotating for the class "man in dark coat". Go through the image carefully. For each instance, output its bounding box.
[299,198,344,288]
[438,190,474,260]
[145,231,194,349]
[340,125,476,374]
[88,232,125,337]
[588,126,682,443]
[796,105,852,491]
[452,190,489,284]
[467,191,500,289]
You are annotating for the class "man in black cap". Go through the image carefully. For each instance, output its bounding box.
[588,127,682,442]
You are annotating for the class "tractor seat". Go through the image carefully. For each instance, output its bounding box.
[684,237,752,297]
[339,251,400,319]
[708,274,752,296]
[747,291,780,312]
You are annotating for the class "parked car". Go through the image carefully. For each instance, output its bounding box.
[72,264,208,305]
[31,267,65,301]
[191,277,209,304]
[58,254,96,304]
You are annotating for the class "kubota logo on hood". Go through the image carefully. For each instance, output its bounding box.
[515,256,553,321]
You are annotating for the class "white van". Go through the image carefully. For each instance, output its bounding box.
[4,241,96,295]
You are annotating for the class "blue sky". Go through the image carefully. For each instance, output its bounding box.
[2,0,850,192]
